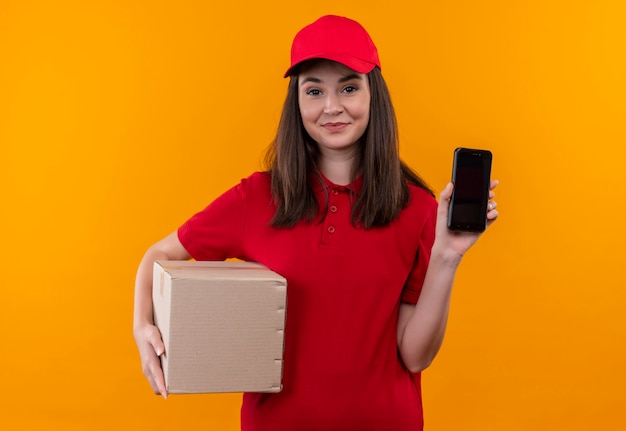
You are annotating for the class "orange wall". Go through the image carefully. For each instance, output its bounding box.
[1,1,624,429]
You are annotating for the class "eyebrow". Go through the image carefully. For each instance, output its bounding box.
[299,73,364,86]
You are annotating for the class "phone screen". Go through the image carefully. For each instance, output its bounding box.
[448,148,492,232]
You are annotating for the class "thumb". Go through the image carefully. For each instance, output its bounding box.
[439,181,454,202]
[153,340,165,357]
[146,325,165,357]
[437,182,454,217]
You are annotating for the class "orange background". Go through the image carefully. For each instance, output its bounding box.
[1,1,625,429]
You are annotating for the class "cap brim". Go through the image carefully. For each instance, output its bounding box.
[284,54,377,78]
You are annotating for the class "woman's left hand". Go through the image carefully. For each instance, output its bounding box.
[433,179,499,259]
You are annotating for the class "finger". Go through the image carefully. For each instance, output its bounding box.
[151,360,168,399]
[490,179,499,190]
[152,338,165,358]
[437,182,453,223]
[488,200,497,211]
[144,350,168,399]
[145,325,166,357]
[138,325,168,398]
[439,182,453,202]
[146,329,167,398]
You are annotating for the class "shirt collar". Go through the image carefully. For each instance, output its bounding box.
[310,169,363,195]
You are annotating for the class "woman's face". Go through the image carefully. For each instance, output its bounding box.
[297,60,371,157]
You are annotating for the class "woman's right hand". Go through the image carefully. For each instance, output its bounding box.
[134,322,167,399]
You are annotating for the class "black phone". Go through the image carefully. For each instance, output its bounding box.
[447,147,493,232]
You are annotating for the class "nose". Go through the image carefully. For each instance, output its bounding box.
[323,93,343,115]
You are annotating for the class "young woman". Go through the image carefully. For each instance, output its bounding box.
[133,15,499,430]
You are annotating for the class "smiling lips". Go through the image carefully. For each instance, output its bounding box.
[323,122,349,132]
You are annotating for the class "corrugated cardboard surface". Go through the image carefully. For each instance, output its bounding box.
[152,260,287,394]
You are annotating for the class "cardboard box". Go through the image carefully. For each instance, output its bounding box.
[152,260,287,394]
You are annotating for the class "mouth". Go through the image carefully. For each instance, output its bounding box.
[322,122,348,132]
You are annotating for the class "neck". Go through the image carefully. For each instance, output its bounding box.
[317,150,356,185]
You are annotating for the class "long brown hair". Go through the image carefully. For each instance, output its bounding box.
[264,66,433,229]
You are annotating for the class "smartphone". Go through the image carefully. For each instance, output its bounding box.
[447,147,493,232]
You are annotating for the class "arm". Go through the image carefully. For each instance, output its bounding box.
[133,231,191,398]
[397,180,499,373]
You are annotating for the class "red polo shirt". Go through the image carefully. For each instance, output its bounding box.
[178,171,437,431]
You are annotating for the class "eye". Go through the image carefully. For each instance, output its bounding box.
[305,88,322,96]
[342,85,358,93]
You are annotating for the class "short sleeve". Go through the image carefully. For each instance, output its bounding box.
[177,180,247,261]
[401,202,437,304]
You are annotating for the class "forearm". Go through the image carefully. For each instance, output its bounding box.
[133,231,191,334]
[133,248,169,332]
[398,244,463,373]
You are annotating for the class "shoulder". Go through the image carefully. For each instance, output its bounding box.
[234,171,273,206]
[395,182,438,233]
[241,171,271,187]
[207,172,271,205]
[407,182,438,213]
[233,171,271,194]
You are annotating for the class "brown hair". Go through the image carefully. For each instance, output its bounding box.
[264,66,433,229]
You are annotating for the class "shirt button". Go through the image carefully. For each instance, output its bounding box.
[331,189,339,196]
[327,226,336,234]
[329,205,337,213]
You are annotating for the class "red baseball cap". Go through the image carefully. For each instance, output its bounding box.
[284,15,381,78]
